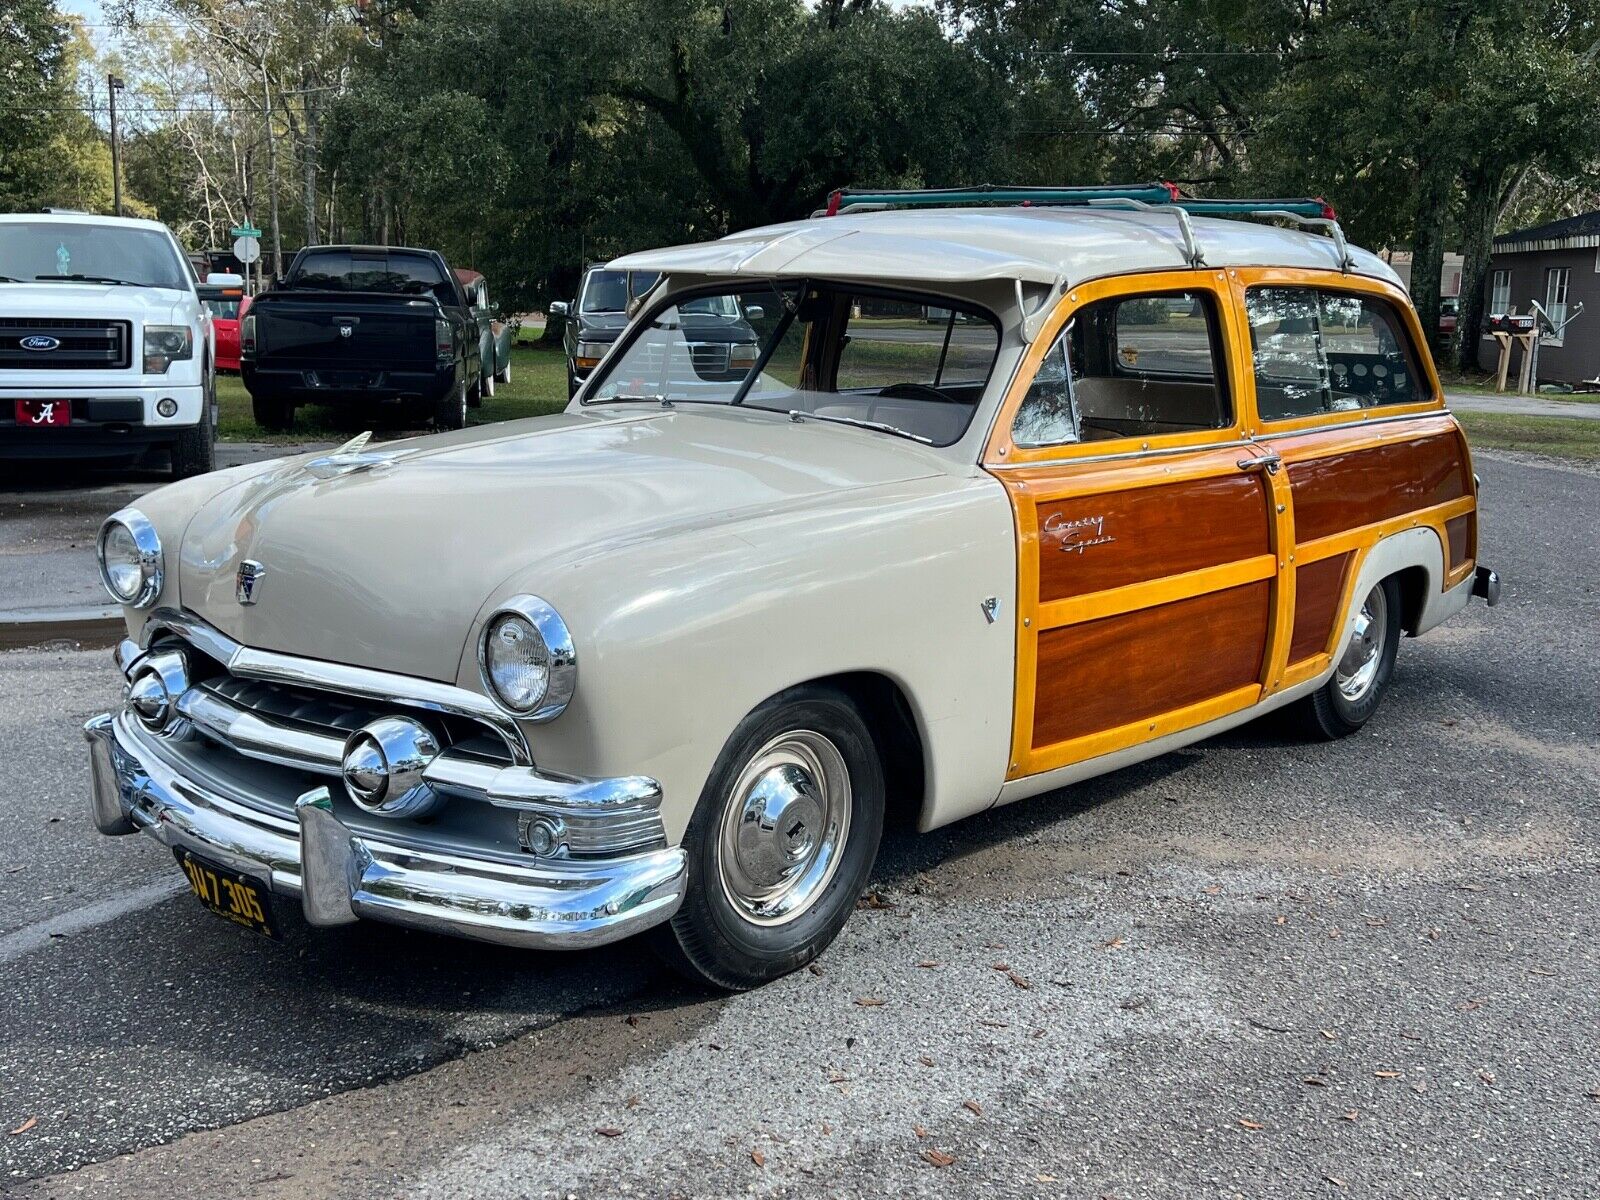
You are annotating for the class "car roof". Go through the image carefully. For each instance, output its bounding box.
[609,206,1401,291]
[0,212,175,234]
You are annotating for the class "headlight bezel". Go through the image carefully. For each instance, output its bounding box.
[476,594,577,722]
[96,508,163,609]
[142,324,194,374]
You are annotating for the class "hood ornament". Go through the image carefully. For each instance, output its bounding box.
[303,431,395,480]
[236,560,266,605]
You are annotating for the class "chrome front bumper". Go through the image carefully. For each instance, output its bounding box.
[85,711,687,950]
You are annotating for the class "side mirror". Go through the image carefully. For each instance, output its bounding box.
[744,305,766,321]
[548,300,569,318]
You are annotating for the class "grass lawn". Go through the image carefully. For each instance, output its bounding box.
[1456,410,1600,462]
[216,344,570,443]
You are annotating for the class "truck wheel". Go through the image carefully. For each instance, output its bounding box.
[496,358,511,385]
[482,369,496,399]
[653,685,886,991]
[1296,576,1402,740]
[567,371,579,400]
[434,377,468,431]
[170,386,216,479]
[251,393,295,432]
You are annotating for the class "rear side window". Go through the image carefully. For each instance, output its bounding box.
[1246,288,1422,419]
[1012,289,1231,447]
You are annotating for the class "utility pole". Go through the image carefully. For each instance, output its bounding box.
[108,74,125,216]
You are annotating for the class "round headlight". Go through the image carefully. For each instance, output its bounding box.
[97,509,163,609]
[477,595,577,721]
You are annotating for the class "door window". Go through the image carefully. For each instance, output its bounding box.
[1012,290,1230,446]
[1246,288,1421,419]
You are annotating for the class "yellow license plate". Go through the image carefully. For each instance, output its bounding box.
[174,847,278,938]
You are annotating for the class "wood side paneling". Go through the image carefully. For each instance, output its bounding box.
[1035,474,1271,602]
[1288,434,1467,543]
[1032,582,1270,749]
[1446,513,1474,571]
[1289,552,1353,664]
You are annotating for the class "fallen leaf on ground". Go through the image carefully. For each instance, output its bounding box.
[826,1068,848,1083]
[978,1018,1009,1029]
[1275,915,1287,925]
[1324,1175,1347,1188]
[8,1117,37,1136]
[1529,967,1557,977]
[821,1121,833,1134]
[1479,1071,1496,1085]
[751,1149,766,1167]
[1302,1076,1327,1087]
[991,962,1010,972]
[917,960,941,968]
[858,892,894,910]
[1007,971,1031,990]
[1237,1117,1265,1131]
[1037,1175,1059,1183]
[1202,885,1221,895]
[1102,937,1125,949]
[913,1124,928,1139]
[963,1099,983,1116]
[919,1055,935,1067]
[624,1014,639,1027]
[1456,999,1484,1012]
[1375,1070,1402,1079]
[1342,1109,1359,1121]
[624,1094,641,1108]
[1320,1030,1337,1040]
[594,1126,623,1138]
[855,997,885,1008]
[923,1148,956,1168]
[807,964,823,976]
[1399,1030,1422,1041]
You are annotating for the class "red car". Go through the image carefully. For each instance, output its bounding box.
[206,289,251,372]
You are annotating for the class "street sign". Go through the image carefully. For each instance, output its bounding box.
[232,235,261,265]
[229,224,262,238]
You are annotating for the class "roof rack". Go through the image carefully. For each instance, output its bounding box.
[816,183,1351,272]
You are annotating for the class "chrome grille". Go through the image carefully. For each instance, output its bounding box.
[0,318,131,370]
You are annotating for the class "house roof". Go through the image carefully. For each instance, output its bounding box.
[608,206,1399,292]
[1494,211,1600,254]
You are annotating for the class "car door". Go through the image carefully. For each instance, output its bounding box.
[983,271,1294,780]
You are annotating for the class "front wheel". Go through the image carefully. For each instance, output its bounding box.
[655,686,885,991]
[1297,575,1402,739]
[496,357,511,385]
[170,375,216,478]
[481,367,496,399]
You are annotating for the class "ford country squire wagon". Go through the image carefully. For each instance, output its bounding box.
[86,184,1501,990]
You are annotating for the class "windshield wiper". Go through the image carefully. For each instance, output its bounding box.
[36,274,144,287]
[0,276,20,283]
[602,392,675,407]
[787,409,934,445]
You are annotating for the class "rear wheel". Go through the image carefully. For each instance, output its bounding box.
[1297,576,1402,739]
[655,686,885,991]
[496,357,511,385]
[250,391,295,432]
[566,370,580,400]
[433,376,468,431]
[482,367,496,399]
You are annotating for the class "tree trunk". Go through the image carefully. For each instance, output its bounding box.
[261,61,284,278]
[1408,163,1451,356]
[1453,167,1503,376]
[301,91,320,246]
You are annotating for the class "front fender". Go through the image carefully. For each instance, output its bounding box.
[459,473,1019,844]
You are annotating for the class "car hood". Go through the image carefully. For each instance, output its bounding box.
[0,282,190,323]
[176,405,949,683]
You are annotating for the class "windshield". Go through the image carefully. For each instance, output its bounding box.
[582,270,629,313]
[585,282,1001,446]
[0,222,189,290]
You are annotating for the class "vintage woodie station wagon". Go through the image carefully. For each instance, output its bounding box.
[87,183,1500,989]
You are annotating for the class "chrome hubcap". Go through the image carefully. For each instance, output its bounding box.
[1335,584,1388,702]
[717,730,851,926]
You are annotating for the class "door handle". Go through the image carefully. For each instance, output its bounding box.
[1237,449,1282,475]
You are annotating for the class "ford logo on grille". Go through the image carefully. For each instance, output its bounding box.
[19,335,61,352]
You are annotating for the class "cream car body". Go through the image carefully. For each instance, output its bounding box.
[86,198,1497,985]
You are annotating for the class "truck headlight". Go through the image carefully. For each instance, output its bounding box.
[97,508,163,608]
[477,595,577,721]
[143,325,193,374]
[574,340,610,369]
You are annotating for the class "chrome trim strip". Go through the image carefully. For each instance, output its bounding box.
[1254,407,1451,442]
[142,608,531,763]
[991,436,1251,468]
[84,713,687,951]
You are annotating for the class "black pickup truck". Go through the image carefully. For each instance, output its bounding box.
[241,245,484,430]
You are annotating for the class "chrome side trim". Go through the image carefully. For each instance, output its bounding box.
[142,608,531,763]
[1254,407,1452,441]
[989,436,1251,469]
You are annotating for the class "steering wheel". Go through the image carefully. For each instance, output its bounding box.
[877,382,960,404]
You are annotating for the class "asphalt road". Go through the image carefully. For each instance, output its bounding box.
[1,452,1596,1198]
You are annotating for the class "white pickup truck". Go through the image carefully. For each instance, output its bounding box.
[0,212,228,477]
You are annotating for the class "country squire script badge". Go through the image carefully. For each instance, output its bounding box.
[1042,512,1116,554]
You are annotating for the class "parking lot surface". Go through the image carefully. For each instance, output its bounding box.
[0,452,1595,1198]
